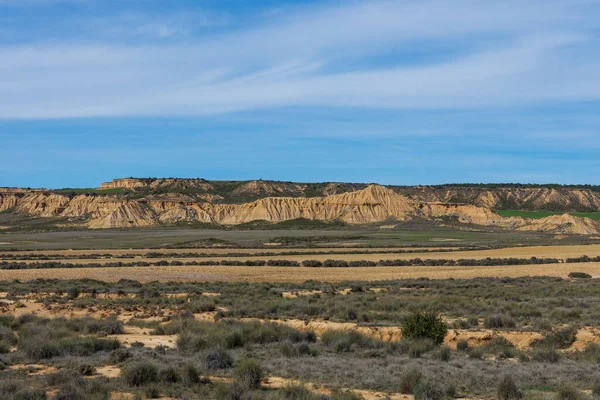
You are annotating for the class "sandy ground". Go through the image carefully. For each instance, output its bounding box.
[0,262,598,283]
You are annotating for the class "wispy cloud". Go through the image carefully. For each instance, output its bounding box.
[1,0,599,119]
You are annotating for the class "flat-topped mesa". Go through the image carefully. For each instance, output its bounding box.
[99,178,212,191]
[99,178,149,189]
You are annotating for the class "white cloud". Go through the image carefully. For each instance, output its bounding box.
[0,0,599,119]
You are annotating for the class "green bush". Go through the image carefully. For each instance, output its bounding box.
[467,346,485,359]
[456,340,469,352]
[497,375,521,400]
[122,362,159,387]
[235,358,263,390]
[434,345,451,362]
[407,339,436,358]
[414,379,446,400]
[182,364,201,385]
[204,348,234,370]
[532,348,560,363]
[568,272,592,279]
[533,326,577,349]
[158,366,181,384]
[555,385,580,400]
[399,367,423,394]
[402,312,447,345]
[484,315,516,329]
[592,379,600,399]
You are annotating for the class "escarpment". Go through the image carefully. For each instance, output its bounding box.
[399,187,600,212]
[2,183,599,234]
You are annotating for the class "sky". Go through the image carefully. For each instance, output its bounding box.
[1,0,600,188]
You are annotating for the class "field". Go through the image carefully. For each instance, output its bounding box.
[1,229,600,399]
[495,210,600,220]
[0,226,586,249]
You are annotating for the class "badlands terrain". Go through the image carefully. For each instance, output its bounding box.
[1,178,600,399]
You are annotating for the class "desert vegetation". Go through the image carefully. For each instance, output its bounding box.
[0,275,600,398]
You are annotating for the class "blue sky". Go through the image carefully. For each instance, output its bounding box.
[1,0,600,188]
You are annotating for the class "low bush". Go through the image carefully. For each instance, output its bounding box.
[532,348,560,363]
[399,367,423,394]
[434,345,451,362]
[204,348,234,370]
[497,375,522,400]
[533,326,577,349]
[122,362,159,387]
[555,385,580,400]
[484,315,516,329]
[568,272,592,279]
[235,358,263,390]
[414,379,446,400]
[456,340,469,352]
[158,366,181,384]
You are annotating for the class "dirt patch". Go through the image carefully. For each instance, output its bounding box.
[445,329,544,350]
[108,326,177,349]
[282,290,323,298]
[569,327,600,350]
[10,364,59,375]
[97,365,121,378]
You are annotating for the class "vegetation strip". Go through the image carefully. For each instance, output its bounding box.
[2,255,599,270]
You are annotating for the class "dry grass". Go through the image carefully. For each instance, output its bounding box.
[0,261,598,282]
[4,244,600,265]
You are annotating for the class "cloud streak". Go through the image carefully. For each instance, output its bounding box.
[1,0,600,119]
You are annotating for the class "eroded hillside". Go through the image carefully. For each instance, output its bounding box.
[2,181,600,233]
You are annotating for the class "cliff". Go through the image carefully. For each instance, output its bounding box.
[2,184,599,234]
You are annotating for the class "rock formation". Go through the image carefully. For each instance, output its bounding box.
[1,179,599,233]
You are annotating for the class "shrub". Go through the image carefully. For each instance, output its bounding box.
[532,348,560,363]
[12,389,47,400]
[399,367,423,394]
[21,341,60,360]
[414,379,446,400]
[435,345,452,362]
[158,366,181,384]
[497,375,522,400]
[555,385,580,400]
[484,315,516,329]
[456,340,469,352]
[182,364,202,385]
[568,272,592,279]
[177,332,207,353]
[145,386,160,398]
[235,358,263,390]
[407,339,436,358]
[402,311,447,345]
[278,385,316,400]
[204,348,234,370]
[122,362,159,387]
[322,330,375,353]
[533,326,577,349]
[468,346,485,359]
[302,260,323,267]
[581,343,600,363]
[592,379,600,399]
[76,364,96,376]
[67,287,80,300]
[109,348,132,364]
